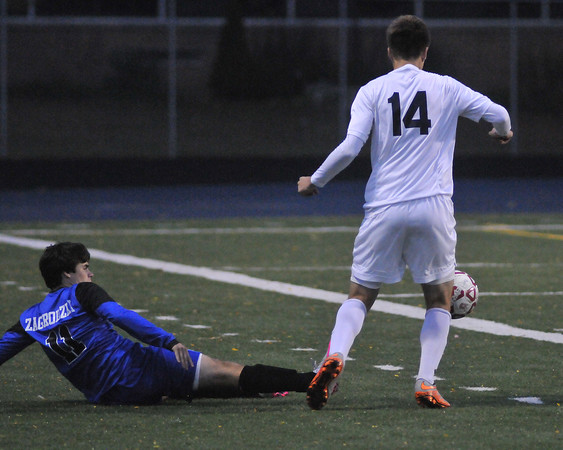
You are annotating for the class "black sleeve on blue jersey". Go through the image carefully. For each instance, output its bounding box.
[95,300,179,350]
[75,282,116,313]
[0,321,35,366]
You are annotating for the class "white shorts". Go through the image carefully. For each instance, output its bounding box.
[351,195,456,287]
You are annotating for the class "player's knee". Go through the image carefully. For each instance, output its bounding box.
[348,281,379,308]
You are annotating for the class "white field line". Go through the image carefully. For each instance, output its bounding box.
[1,226,360,236]
[459,224,563,231]
[3,223,563,236]
[1,232,562,345]
[377,292,563,298]
[510,397,544,405]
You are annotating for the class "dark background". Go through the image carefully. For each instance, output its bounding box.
[1,0,561,189]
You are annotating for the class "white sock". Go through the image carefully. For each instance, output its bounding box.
[326,299,367,361]
[416,307,451,384]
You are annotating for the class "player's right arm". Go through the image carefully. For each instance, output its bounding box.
[0,322,35,366]
[96,302,194,369]
[483,103,513,144]
[298,134,365,196]
[76,282,193,369]
[298,84,372,195]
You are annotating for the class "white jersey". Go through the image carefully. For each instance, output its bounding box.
[312,64,509,209]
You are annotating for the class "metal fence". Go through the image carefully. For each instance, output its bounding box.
[1,0,562,160]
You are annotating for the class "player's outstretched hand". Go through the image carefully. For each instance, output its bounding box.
[298,176,319,196]
[172,342,194,369]
[488,128,513,144]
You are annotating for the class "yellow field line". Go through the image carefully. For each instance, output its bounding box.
[482,226,563,241]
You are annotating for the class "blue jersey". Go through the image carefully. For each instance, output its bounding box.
[0,283,199,404]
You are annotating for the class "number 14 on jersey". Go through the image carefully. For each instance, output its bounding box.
[388,91,432,136]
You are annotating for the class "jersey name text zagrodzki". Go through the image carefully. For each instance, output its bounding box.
[24,300,76,332]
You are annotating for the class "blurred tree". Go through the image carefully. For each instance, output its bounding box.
[209,0,257,99]
[209,0,304,100]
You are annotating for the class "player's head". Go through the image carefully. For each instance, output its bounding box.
[386,15,430,61]
[39,242,91,289]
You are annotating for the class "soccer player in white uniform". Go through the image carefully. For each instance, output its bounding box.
[298,15,512,409]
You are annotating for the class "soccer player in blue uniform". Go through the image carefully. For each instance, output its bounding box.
[0,242,315,404]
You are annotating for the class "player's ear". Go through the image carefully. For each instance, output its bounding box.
[421,47,429,62]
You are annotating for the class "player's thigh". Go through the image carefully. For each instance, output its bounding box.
[352,205,408,284]
[98,347,201,404]
[404,196,456,284]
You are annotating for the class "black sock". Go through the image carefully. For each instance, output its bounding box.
[238,364,315,395]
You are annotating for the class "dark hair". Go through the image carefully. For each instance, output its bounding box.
[39,242,90,289]
[386,15,430,61]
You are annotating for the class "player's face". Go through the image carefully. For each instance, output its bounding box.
[66,261,93,285]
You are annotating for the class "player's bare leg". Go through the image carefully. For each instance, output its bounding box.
[195,355,314,398]
[421,281,453,311]
[196,355,244,397]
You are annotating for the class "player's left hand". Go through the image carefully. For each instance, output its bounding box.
[172,342,194,369]
[489,128,513,144]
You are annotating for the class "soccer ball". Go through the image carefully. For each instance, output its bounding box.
[450,270,479,319]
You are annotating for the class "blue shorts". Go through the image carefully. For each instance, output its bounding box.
[98,344,201,405]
